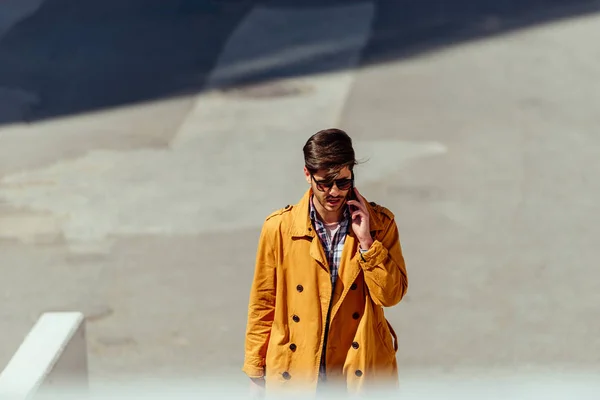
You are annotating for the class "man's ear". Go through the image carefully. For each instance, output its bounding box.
[303,166,311,184]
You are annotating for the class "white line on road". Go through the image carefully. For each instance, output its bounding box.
[0,0,45,38]
[0,2,446,252]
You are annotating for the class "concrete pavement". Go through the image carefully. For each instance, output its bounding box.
[341,10,600,371]
[1,0,600,390]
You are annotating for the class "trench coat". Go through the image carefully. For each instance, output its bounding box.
[243,188,408,394]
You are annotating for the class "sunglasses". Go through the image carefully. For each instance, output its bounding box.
[311,172,354,192]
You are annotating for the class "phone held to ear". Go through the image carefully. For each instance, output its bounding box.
[347,184,358,212]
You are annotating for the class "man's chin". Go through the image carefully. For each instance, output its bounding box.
[324,203,343,212]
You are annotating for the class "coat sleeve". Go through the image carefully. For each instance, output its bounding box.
[242,219,278,378]
[357,213,408,307]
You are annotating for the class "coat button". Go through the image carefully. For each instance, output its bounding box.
[352,312,360,320]
[352,342,359,349]
[355,370,363,377]
[350,283,357,290]
[289,343,297,351]
[296,285,304,292]
[292,315,300,323]
[282,371,291,380]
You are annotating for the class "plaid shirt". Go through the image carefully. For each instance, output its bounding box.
[309,196,351,380]
[309,196,351,289]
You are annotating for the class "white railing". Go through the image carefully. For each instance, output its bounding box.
[0,312,88,399]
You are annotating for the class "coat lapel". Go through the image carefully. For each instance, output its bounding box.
[289,188,329,272]
[309,234,328,272]
[329,232,360,319]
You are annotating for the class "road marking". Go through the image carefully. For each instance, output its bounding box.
[0,0,45,38]
[0,2,445,252]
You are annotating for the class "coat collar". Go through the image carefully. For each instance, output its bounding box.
[288,188,385,238]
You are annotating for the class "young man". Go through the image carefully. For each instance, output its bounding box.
[243,128,408,395]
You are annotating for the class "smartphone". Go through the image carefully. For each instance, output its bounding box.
[347,181,358,212]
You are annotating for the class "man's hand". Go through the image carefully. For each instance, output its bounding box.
[347,188,373,250]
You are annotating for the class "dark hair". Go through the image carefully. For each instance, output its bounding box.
[303,128,357,179]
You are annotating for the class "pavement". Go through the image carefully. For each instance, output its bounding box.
[1,0,600,391]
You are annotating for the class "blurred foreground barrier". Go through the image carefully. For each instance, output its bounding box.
[0,312,88,399]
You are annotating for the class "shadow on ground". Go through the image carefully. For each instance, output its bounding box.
[0,0,598,125]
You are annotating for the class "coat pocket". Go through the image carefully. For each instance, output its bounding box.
[374,306,397,360]
[385,319,398,353]
[377,320,395,357]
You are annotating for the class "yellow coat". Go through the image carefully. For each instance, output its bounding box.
[243,189,408,394]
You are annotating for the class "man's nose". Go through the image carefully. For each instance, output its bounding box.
[329,184,341,196]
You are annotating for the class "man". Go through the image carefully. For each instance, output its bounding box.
[243,128,408,395]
